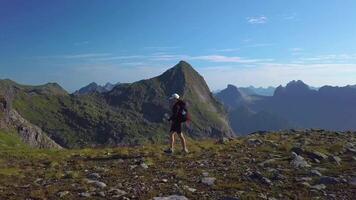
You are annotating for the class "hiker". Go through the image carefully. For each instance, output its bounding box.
[165,93,189,154]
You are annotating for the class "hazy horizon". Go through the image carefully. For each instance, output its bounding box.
[1,0,356,92]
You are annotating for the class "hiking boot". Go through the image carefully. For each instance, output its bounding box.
[164,148,174,154]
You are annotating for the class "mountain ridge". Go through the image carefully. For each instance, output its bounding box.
[0,61,234,148]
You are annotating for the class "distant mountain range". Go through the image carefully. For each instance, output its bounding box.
[2,60,356,148]
[238,86,276,96]
[0,61,233,148]
[217,80,356,134]
[74,82,120,95]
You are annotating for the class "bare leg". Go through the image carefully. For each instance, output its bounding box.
[178,132,188,152]
[170,132,176,151]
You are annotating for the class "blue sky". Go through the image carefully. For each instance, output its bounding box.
[1,0,356,92]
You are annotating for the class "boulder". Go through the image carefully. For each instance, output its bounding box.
[291,152,311,168]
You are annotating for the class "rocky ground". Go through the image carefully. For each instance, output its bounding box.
[0,129,355,200]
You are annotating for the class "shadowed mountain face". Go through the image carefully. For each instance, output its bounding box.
[216,85,292,135]
[0,61,233,148]
[106,61,234,138]
[215,85,244,110]
[217,80,356,135]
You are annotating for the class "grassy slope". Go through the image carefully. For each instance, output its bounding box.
[0,129,29,149]
[0,131,354,199]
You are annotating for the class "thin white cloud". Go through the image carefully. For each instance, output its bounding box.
[297,54,356,63]
[34,53,111,59]
[213,48,240,52]
[149,54,274,64]
[191,55,274,64]
[247,16,268,24]
[289,48,303,52]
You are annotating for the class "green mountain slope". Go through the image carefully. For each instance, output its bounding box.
[0,61,234,148]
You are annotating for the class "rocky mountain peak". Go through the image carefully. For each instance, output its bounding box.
[274,80,312,97]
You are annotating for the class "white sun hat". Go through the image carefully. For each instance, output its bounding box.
[169,93,180,100]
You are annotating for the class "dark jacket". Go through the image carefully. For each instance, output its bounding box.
[169,100,186,123]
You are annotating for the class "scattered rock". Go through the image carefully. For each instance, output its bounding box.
[310,169,322,177]
[310,184,326,190]
[306,150,328,161]
[246,171,272,185]
[300,182,311,188]
[109,188,127,197]
[329,155,341,165]
[291,152,311,168]
[201,177,216,186]
[153,195,189,200]
[161,179,168,183]
[247,138,263,146]
[140,163,149,169]
[57,191,69,198]
[296,177,312,182]
[84,178,107,188]
[79,192,91,197]
[183,185,197,193]
[87,172,101,180]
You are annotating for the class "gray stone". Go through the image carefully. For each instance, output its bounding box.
[153,195,189,200]
[57,191,70,198]
[140,163,149,169]
[310,184,326,190]
[296,177,312,182]
[291,153,311,168]
[79,192,91,197]
[183,185,197,193]
[301,182,311,187]
[247,138,263,146]
[201,177,216,186]
[329,156,341,165]
[87,172,101,179]
[84,178,107,188]
[310,169,322,177]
